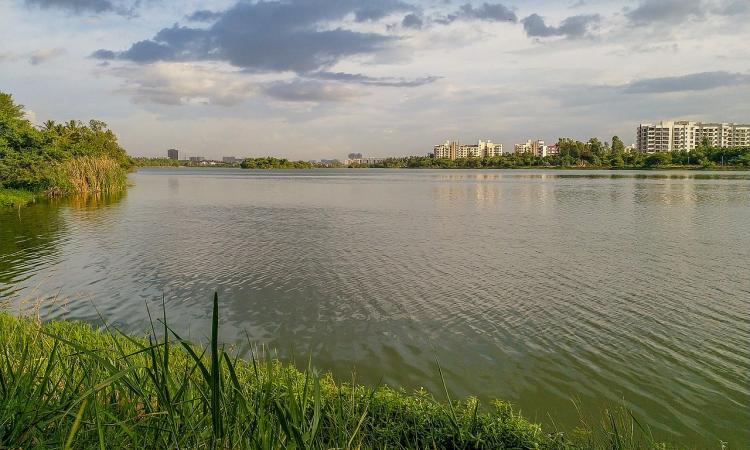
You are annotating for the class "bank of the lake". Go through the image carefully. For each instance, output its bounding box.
[0,92,130,209]
[1,302,683,450]
[0,188,36,208]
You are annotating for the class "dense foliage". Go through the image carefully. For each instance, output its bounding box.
[365,137,750,169]
[0,293,678,449]
[0,92,129,196]
[241,156,313,169]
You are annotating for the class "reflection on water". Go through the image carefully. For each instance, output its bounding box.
[0,168,748,447]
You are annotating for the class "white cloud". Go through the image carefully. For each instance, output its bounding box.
[108,62,259,106]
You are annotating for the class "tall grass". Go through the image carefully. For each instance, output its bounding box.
[48,156,127,197]
[0,294,689,449]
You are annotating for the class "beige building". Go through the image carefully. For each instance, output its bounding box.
[514,139,548,156]
[637,121,750,153]
[433,140,503,159]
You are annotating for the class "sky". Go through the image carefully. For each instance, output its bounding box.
[1,0,749,160]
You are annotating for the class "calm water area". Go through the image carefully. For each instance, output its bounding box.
[1,168,748,446]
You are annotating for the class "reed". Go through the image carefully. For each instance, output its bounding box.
[0,294,687,449]
[49,156,128,196]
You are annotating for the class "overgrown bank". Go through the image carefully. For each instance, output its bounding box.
[0,92,129,206]
[0,294,682,449]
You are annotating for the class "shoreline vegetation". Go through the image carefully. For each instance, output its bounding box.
[0,293,686,449]
[132,143,750,172]
[0,91,129,208]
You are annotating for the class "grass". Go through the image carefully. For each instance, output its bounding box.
[0,294,687,449]
[49,156,128,197]
[0,188,36,208]
[1,156,128,208]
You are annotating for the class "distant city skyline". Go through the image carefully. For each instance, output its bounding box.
[2,0,749,159]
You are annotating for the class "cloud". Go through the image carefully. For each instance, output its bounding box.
[93,1,408,73]
[521,13,600,38]
[439,2,517,24]
[352,0,414,22]
[185,10,222,22]
[262,79,363,102]
[24,0,139,15]
[401,13,423,29]
[28,48,66,65]
[309,72,440,87]
[625,0,703,25]
[622,71,750,94]
[109,62,257,106]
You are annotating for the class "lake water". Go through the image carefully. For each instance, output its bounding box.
[1,168,748,446]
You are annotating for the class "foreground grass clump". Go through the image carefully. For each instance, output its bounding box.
[0,301,555,449]
[0,294,680,449]
[0,188,35,207]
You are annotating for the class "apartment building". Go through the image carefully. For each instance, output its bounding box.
[514,139,547,157]
[433,140,503,159]
[637,121,750,153]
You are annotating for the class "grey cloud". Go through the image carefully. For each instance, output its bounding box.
[28,48,66,65]
[309,71,440,87]
[91,49,116,59]
[521,13,600,38]
[625,0,703,25]
[26,0,114,13]
[94,1,403,73]
[714,0,750,15]
[623,71,750,94]
[262,79,363,102]
[401,13,423,28]
[440,2,517,24]
[24,0,142,16]
[185,10,222,22]
[353,0,413,22]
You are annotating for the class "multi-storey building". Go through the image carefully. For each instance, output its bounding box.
[637,121,750,153]
[433,140,502,159]
[167,148,179,160]
[514,139,547,156]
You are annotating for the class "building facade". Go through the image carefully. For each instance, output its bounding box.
[433,140,503,159]
[167,148,178,160]
[514,139,547,156]
[637,121,750,153]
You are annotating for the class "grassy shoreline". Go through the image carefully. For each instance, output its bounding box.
[0,188,36,208]
[0,293,687,449]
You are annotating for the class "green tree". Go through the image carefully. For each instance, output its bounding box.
[611,136,625,153]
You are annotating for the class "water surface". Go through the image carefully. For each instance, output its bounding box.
[1,168,748,446]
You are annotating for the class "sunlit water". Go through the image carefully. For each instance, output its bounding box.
[1,168,748,446]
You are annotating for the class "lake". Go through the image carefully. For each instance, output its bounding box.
[1,168,748,446]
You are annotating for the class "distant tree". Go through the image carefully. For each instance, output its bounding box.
[611,136,625,153]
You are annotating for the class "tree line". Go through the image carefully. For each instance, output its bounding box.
[364,136,750,169]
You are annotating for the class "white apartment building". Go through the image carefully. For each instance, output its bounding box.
[637,121,750,153]
[514,139,547,157]
[433,140,503,159]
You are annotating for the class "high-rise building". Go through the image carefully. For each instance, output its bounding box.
[637,121,750,153]
[167,148,178,160]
